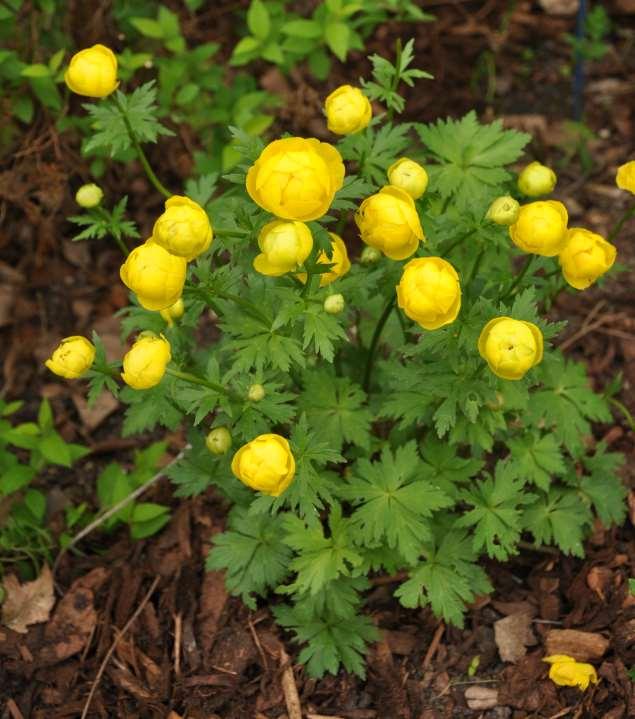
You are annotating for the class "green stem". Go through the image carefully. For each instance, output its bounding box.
[502,255,534,301]
[166,368,231,397]
[464,248,485,285]
[112,94,172,200]
[609,397,635,433]
[94,207,130,256]
[386,38,403,123]
[187,284,270,326]
[363,295,397,393]
[608,202,635,243]
[214,227,250,238]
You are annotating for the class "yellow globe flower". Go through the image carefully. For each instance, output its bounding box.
[45,336,95,379]
[253,220,313,276]
[120,240,187,311]
[324,85,372,135]
[543,655,598,691]
[121,333,171,390]
[517,161,557,197]
[355,186,425,260]
[396,257,461,330]
[159,297,185,326]
[616,160,635,194]
[558,227,616,290]
[231,433,296,496]
[486,196,519,226]
[297,232,350,287]
[509,200,568,257]
[64,44,118,98]
[478,317,543,381]
[387,158,429,199]
[151,196,213,261]
[246,137,345,221]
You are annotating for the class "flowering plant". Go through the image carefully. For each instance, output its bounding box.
[48,38,627,678]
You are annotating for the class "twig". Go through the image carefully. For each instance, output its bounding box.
[173,613,182,677]
[248,615,269,671]
[423,622,445,669]
[547,707,574,719]
[53,445,190,577]
[279,647,302,719]
[80,576,160,719]
[307,715,346,719]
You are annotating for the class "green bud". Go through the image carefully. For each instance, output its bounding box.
[248,383,265,402]
[360,246,381,264]
[75,183,103,208]
[324,293,345,314]
[486,196,519,226]
[205,427,232,455]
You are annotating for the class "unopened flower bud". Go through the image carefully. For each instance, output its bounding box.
[206,427,232,455]
[159,298,185,326]
[360,246,381,265]
[324,293,345,314]
[248,383,265,402]
[76,183,103,208]
[486,196,519,226]
[517,161,557,197]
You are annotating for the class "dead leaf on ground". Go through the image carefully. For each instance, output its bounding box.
[464,686,499,710]
[494,612,537,663]
[538,0,579,14]
[1,565,55,634]
[72,390,119,432]
[545,628,609,661]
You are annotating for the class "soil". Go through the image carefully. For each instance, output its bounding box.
[1,1,635,718]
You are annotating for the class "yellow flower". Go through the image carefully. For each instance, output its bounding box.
[159,298,185,326]
[75,183,103,208]
[120,240,187,311]
[45,336,95,379]
[517,161,557,197]
[509,200,568,257]
[387,158,429,199]
[616,160,635,194]
[151,196,213,261]
[396,257,461,330]
[64,44,118,98]
[253,220,313,276]
[558,227,616,290]
[355,186,425,260]
[543,655,598,691]
[206,427,232,455]
[297,232,350,287]
[121,333,171,390]
[478,317,543,380]
[246,137,345,221]
[486,196,519,226]
[231,433,295,496]
[324,85,372,135]
[324,293,345,314]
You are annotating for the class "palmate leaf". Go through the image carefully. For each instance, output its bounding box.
[342,443,452,564]
[507,433,566,492]
[523,488,591,557]
[576,442,626,527]
[419,435,483,500]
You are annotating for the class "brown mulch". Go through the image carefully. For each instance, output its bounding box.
[1,1,635,717]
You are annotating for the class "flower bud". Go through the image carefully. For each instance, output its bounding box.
[75,183,103,208]
[324,293,345,314]
[297,233,350,287]
[159,298,185,326]
[253,220,313,277]
[387,158,429,199]
[45,336,95,379]
[543,655,598,691]
[231,433,295,496]
[248,384,265,402]
[558,227,616,290]
[324,85,372,135]
[246,137,344,221]
[151,196,213,261]
[616,160,635,194]
[396,257,461,330]
[206,427,232,455]
[517,161,557,197]
[486,195,519,226]
[121,333,171,390]
[509,201,568,257]
[120,240,187,311]
[360,246,381,264]
[64,44,118,98]
[355,186,425,261]
[478,317,543,381]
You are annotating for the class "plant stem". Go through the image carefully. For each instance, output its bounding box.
[608,202,635,243]
[94,207,130,256]
[502,254,534,301]
[166,368,230,396]
[363,295,397,393]
[188,284,270,326]
[112,94,172,200]
[609,397,635,433]
[464,248,485,285]
[386,38,403,123]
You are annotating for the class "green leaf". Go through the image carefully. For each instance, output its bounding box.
[507,434,565,492]
[578,443,626,527]
[301,308,347,362]
[325,21,350,61]
[38,432,73,467]
[21,63,50,78]
[130,17,164,38]
[523,489,590,557]
[247,0,270,39]
[129,502,170,539]
[281,19,323,39]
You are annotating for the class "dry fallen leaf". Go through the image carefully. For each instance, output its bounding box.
[465,685,499,710]
[1,565,55,634]
[494,612,537,663]
[538,0,579,14]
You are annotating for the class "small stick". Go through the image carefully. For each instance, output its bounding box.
[423,622,445,669]
[80,576,160,719]
[547,707,574,719]
[173,613,182,677]
[307,715,347,719]
[279,647,302,719]
[248,615,269,671]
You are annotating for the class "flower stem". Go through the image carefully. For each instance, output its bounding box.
[502,255,534,301]
[363,295,397,393]
[112,94,172,200]
[386,38,403,123]
[166,368,230,397]
[608,202,635,244]
[94,207,130,256]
